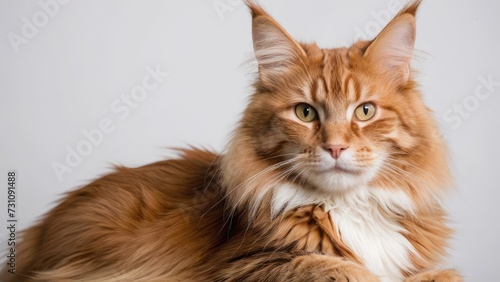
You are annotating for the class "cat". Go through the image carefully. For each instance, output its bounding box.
[2,1,462,281]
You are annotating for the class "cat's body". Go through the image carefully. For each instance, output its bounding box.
[2,1,461,281]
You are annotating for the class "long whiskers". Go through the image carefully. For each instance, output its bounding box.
[378,162,429,189]
[200,157,296,220]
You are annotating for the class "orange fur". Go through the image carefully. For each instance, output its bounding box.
[2,1,461,281]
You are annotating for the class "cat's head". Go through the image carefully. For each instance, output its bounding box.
[226,1,449,202]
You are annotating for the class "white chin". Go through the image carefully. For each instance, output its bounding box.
[308,171,372,193]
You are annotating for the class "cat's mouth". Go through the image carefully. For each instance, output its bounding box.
[332,165,363,175]
[316,163,363,175]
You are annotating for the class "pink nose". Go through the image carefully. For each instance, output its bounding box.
[323,144,349,159]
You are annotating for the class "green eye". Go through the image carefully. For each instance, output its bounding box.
[354,102,376,121]
[295,103,318,122]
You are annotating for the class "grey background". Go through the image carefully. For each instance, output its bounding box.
[1,0,499,280]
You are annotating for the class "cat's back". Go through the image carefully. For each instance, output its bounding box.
[48,148,220,229]
[6,149,226,281]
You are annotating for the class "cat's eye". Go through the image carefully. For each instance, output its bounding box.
[295,103,318,122]
[354,102,376,121]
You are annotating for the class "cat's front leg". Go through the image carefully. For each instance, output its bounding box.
[217,253,378,282]
[405,269,463,282]
[285,254,379,282]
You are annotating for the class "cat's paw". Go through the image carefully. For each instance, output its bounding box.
[294,254,379,282]
[406,269,462,282]
[321,261,379,282]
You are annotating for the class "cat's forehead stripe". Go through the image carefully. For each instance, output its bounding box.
[316,77,326,101]
[307,77,316,101]
[347,74,357,102]
[302,83,313,101]
[353,76,363,102]
[322,51,353,99]
[343,72,352,100]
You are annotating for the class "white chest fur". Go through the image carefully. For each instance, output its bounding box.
[271,184,417,282]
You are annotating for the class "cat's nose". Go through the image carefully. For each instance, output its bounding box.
[323,144,349,159]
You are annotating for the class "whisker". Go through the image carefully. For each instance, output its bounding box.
[200,158,295,220]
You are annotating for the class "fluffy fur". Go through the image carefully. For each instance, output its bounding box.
[2,1,461,281]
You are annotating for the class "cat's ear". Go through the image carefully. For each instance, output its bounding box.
[364,1,421,85]
[246,2,306,82]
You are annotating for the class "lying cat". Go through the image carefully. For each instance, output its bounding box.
[2,1,461,281]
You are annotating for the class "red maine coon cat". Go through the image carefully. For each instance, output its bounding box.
[2,1,462,281]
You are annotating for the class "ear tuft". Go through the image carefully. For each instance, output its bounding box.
[397,0,422,17]
[245,0,267,18]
